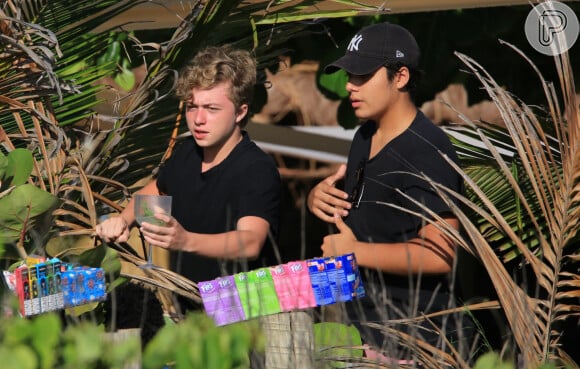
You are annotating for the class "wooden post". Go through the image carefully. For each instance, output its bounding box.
[260,311,314,369]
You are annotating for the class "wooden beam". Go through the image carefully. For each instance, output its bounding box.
[94,0,546,32]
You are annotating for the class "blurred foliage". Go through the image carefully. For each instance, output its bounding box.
[0,311,140,369]
[143,311,263,369]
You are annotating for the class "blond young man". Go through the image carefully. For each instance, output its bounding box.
[97,46,282,305]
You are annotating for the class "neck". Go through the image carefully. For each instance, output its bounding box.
[370,99,417,158]
[202,130,243,171]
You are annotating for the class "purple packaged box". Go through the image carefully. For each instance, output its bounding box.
[199,276,245,326]
[307,258,334,306]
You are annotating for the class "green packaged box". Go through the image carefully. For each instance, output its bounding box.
[234,268,281,319]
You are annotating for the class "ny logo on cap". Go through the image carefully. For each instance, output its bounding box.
[347,34,363,51]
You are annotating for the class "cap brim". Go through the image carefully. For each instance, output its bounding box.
[323,53,384,75]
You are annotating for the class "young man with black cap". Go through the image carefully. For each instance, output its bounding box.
[307,22,470,361]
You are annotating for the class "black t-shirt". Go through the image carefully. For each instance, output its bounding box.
[156,132,282,283]
[343,110,463,298]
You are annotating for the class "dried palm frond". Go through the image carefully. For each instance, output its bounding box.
[379,39,579,367]
[1,0,391,306]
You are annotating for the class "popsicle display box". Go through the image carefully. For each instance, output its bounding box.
[199,253,365,326]
[3,256,106,317]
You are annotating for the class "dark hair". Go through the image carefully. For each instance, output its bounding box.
[385,62,422,100]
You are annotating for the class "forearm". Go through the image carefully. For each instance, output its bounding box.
[181,229,264,260]
[352,238,455,275]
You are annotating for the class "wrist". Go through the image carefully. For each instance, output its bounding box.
[118,216,129,229]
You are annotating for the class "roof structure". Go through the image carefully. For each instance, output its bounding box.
[95,0,540,31]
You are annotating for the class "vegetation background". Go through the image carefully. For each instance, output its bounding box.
[1,1,578,368]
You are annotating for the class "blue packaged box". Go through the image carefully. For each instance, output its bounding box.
[62,267,106,308]
[307,258,334,306]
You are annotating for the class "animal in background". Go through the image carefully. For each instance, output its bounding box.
[252,60,340,126]
[420,83,505,127]
[252,60,508,128]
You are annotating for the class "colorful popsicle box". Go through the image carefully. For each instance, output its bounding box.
[3,258,106,317]
[270,260,316,311]
[61,267,106,308]
[199,253,365,326]
[234,268,281,320]
[199,276,245,326]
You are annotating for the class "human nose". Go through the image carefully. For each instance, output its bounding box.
[345,80,357,93]
[191,108,206,125]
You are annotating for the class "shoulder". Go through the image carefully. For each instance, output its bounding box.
[239,132,275,160]
[411,112,455,149]
[234,133,280,175]
[162,137,199,167]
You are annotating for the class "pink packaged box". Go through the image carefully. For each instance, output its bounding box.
[270,261,316,311]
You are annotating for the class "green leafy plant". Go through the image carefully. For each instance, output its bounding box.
[0,312,140,369]
[143,312,263,369]
[0,148,60,260]
[313,322,363,369]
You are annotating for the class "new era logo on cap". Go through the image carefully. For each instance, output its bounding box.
[396,50,405,58]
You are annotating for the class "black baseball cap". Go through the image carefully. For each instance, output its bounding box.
[324,22,420,75]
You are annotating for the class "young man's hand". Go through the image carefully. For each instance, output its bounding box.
[307,164,351,222]
[96,216,130,243]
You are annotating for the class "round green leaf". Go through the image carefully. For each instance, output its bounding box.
[6,148,33,187]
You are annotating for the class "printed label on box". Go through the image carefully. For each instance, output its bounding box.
[307,258,334,306]
[235,268,281,319]
[199,276,245,326]
[270,261,316,311]
[29,265,41,315]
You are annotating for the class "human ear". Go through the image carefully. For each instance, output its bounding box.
[235,104,249,123]
[395,66,411,89]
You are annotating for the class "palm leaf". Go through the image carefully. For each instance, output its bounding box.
[439,40,578,367]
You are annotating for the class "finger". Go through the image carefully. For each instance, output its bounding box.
[333,213,351,234]
[335,164,347,181]
[324,186,350,202]
[315,209,336,223]
[156,213,172,224]
[327,164,347,185]
[118,230,130,243]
